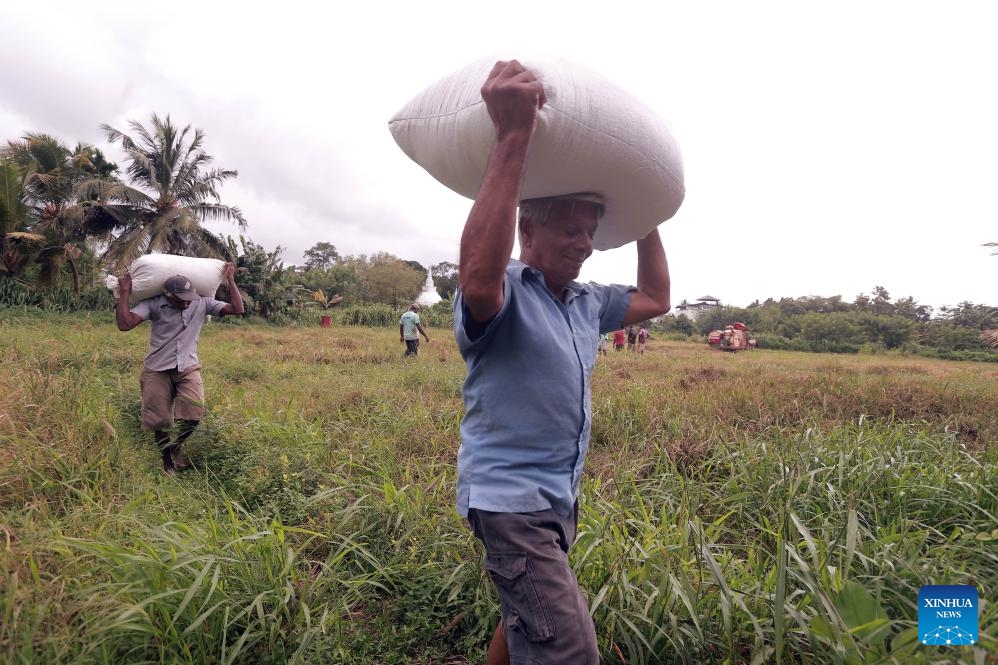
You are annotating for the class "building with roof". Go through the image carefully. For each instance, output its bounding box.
[673,295,722,321]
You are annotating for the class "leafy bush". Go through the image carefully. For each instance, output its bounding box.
[0,280,115,311]
[332,303,397,327]
[753,333,794,350]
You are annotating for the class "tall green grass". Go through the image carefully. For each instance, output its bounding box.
[1,312,995,663]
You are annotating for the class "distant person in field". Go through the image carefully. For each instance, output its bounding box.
[626,325,638,352]
[115,263,244,474]
[598,332,608,356]
[637,326,649,354]
[454,60,672,665]
[399,303,431,357]
[613,328,626,351]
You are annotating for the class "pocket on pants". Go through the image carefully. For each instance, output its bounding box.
[483,554,555,643]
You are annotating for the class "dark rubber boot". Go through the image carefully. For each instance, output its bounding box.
[171,444,191,471]
[155,431,175,474]
[161,447,177,474]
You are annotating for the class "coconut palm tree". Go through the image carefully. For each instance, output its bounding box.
[0,151,37,280]
[0,134,111,289]
[98,114,246,270]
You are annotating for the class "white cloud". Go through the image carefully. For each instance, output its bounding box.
[2,0,995,309]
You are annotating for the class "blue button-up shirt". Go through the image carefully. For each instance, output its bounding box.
[454,259,634,518]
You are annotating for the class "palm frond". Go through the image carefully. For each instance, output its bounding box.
[82,205,131,236]
[74,178,153,207]
[188,202,246,228]
[191,226,234,261]
[128,117,156,151]
[3,231,45,242]
[102,224,153,268]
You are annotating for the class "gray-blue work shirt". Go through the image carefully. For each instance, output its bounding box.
[131,295,227,372]
[454,259,634,518]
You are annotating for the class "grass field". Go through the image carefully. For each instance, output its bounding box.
[1,311,995,664]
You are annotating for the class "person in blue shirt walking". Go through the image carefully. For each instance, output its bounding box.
[399,303,431,357]
[455,60,673,664]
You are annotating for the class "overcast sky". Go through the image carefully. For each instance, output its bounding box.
[2,1,995,310]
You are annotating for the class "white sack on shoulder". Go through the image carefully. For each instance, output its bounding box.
[107,255,226,307]
[388,57,685,250]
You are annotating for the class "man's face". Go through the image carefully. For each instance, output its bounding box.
[165,293,192,310]
[522,199,599,285]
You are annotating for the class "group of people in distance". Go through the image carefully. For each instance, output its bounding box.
[599,324,650,356]
[114,59,671,664]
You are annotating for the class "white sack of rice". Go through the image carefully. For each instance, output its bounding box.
[105,255,226,307]
[388,56,685,250]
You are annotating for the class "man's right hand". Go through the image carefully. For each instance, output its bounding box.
[481,60,547,141]
[115,272,143,331]
[459,60,545,326]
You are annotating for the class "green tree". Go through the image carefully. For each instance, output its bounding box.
[854,312,915,349]
[0,134,121,291]
[402,259,427,274]
[430,261,459,300]
[918,320,988,351]
[798,312,865,346]
[303,241,340,270]
[938,301,998,330]
[870,286,893,316]
[893,296,931,322]
[0,150,38,280]
[226,235,285,318]
[355,252,424,307]
[809,295,850,313]
[778,297,807,317]
[659,313,696,336]
[98,114,245,269]
[328,264,362,302]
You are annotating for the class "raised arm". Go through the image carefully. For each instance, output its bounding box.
[115,273,144,331]
[218,263,245,317]
[621,228,671,327]
[459,60,546,324]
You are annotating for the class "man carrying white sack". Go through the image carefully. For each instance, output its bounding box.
[455,60,672,664]
[115,263,244,474]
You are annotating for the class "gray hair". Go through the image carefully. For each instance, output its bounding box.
[518,193,606,230]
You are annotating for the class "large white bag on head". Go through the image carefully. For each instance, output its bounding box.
[105,254,226,307]
[388,57,685,250]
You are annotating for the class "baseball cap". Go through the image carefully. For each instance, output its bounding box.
[163,275,198,301]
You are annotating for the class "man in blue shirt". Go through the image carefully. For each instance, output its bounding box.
[116,264,244,473]
[456,60,673,664]
[399,303,431,357]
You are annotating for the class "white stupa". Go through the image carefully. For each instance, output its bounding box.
[416,268,442,306]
